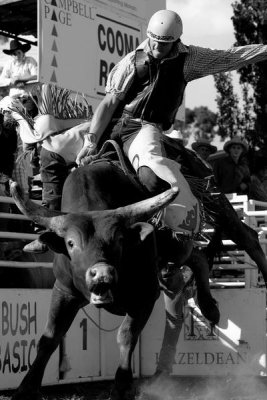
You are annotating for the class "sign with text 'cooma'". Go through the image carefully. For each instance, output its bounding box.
[38,0,147,98]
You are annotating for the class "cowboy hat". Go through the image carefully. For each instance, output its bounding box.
[223,136,248,154]
[3,39,31,55]
[191,138,217,154]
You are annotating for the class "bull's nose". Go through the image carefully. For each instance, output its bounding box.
[89,263,116,282]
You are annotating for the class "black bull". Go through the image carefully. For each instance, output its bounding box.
[10,164,178,400]
[10,148,267,400]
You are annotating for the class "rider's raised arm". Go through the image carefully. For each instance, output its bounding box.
[90,92,121,144]
[76,93,121,165]
[184,43,267,82]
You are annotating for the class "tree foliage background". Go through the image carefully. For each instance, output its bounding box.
[214,0,267,151]
[184,106,217,144]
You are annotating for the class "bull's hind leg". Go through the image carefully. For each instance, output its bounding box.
[186,248,220,324]
[155,268,185,376]
[154,250,219,379]
[157,229,220,324]
[110,304,155,400]
[11,281,85,400]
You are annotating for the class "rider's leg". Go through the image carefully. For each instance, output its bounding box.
[40,148,68,210]
[137,165,170,194]
[123,122,200,235]
[23,148,68,253]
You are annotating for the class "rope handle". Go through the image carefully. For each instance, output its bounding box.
[85,139,130,175]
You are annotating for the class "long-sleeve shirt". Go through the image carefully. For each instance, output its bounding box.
[106,39,267,101]
[0,55,37,97]
[213,155,251,194]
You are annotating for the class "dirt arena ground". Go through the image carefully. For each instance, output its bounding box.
[1,376,267,400]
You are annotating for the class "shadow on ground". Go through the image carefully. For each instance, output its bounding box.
[1,376,267,400]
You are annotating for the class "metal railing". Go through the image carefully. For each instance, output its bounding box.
[0,193,267,282]
[0,194,52,270]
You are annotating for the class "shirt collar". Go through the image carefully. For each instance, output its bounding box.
[137,38,188,58]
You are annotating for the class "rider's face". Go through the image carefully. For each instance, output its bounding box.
[149,39,173,59]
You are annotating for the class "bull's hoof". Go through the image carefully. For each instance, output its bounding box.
[152,369,171,380]
[109,386,136,400]
[197,295,220,325]
[138,379,169,400]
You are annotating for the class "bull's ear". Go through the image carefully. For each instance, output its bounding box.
[127,222,154,244]
[39,232,68,256]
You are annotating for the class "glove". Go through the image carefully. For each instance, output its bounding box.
[76,143,96,166]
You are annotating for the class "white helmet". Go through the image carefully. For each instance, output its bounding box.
[147,10,183,43]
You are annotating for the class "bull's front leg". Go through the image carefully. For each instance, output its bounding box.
[11,281,85,400]
[110,305,155,400]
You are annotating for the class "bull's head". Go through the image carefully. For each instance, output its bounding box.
[10,181,178,305]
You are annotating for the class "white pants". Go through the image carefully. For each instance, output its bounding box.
[123,122,200,235]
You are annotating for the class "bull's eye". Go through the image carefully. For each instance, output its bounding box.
[67,239,74,248]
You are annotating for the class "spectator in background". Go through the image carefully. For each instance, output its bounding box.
[0,112,18,232]
[191,138,217,162]
[6,84,93,253]
[0,93,38,200]
[248,156,267,202]
[0,39,37,98]
[213,136,250,195]
[191,137,217,172]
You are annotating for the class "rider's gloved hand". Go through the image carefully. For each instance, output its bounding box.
[76,145,96,166]
[76,133,96,166]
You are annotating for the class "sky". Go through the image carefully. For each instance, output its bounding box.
[166,0,239,112]
[0,0,238,113]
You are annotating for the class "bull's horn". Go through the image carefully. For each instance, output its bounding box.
[112,187,179,223]
[10,180,67,234]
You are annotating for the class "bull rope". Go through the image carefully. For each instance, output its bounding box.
[85,139,132,176]
[81,307,121,332]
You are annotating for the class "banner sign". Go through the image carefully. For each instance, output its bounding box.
[94,0,146,17]
[0,290,58,390]
[141,289,267,376]
[38,0,144,98]
[61,306,139,381]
